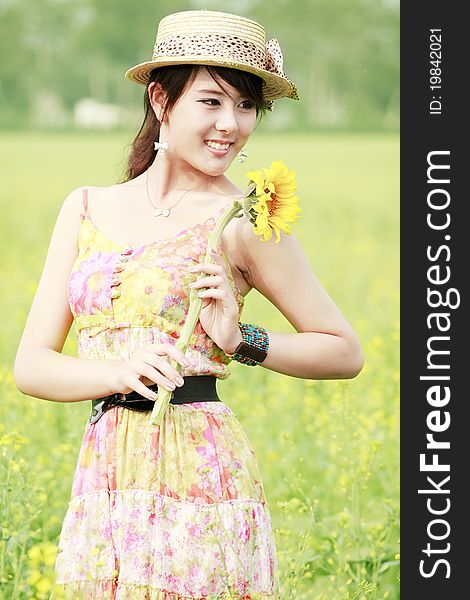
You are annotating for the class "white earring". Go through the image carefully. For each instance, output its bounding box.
[154,141,169,153]
[237,147,248,163]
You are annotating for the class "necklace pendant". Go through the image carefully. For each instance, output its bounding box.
[153,207,171,217]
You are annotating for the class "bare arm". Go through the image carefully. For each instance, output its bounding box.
[13,187,119,403]
[232,218,365,379]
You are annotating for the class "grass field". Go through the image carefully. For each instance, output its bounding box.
[0,132,399,599]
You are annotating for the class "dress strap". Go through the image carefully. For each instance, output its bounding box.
[81,186,89,216]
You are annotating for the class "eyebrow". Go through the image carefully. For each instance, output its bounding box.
[195,89,227,95]
[195,88,243,98]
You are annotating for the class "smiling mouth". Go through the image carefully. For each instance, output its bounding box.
[204,140,233,151]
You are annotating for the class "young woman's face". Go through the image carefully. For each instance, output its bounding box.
[153,69,258,177]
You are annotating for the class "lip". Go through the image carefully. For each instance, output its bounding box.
[205,139,234,144]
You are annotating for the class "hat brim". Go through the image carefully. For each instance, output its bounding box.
[124,56,299,102]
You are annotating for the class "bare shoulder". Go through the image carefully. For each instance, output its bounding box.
[84,177,151,218]
[224,215,304,282]
[56,186,88,239]
[84,180,128,203]
[61,185,86,214]
[88,178,140,195]
[44,186,89,266]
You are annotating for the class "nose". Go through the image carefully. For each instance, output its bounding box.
[215,107,239,135]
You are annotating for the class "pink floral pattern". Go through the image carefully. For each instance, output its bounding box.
[68,249,120,315]
[52,197,279,599]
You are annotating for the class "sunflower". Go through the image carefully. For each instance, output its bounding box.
[244,160,301,242]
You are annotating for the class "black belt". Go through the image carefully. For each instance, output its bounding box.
[89,375,220,425]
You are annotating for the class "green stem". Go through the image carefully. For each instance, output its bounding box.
[11,541,26,600]
[149,200,243,426]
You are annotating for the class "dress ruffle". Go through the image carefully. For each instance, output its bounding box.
[52,578,275,600]
[53,489,277,599]
[52,403,279,598]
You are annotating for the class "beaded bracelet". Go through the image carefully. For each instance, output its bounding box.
[225,322,269,366]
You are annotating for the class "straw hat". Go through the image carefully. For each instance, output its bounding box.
[124,9,299,108]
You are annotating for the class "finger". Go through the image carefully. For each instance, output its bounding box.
[188,263,224,275]
[141,354,185,387]
[197,288,228,301]
[139,362,180,390]
[133,356,177,390]
[124,376,160,401]
[209,247,224,261]
[189,275,225,289]
[148,343,190,367]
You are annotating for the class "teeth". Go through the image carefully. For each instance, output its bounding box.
[205,141,231,150]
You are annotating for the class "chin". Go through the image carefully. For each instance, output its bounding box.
[200,164,228,177]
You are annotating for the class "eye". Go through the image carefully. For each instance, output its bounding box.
[198,99,256,110]
[199,99,221,106]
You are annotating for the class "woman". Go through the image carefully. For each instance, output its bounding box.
[14,9,364,599]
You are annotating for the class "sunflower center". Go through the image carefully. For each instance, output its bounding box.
[265,190,279,216]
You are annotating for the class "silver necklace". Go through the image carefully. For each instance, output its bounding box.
[145,169,214,217]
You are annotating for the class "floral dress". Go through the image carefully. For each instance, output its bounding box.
[51,187,280,600]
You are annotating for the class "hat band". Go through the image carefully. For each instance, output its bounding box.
[153,32,271,75]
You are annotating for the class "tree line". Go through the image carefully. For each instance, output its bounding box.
[0,0,399,131]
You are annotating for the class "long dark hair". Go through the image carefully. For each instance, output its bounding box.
[121,64,269,182]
